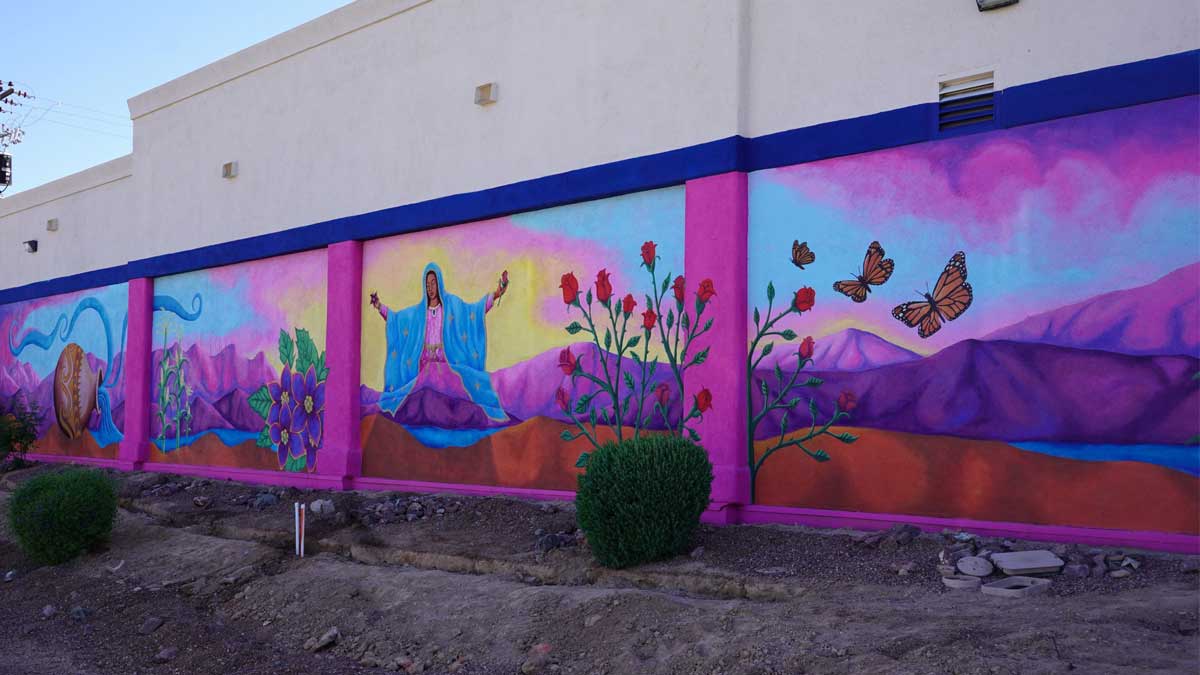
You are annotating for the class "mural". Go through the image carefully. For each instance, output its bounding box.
[361,187,686,489]
[150,250,328,471]
[748,96,1200,534]
[0,283,128,459]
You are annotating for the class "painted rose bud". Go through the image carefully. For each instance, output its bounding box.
[559,272,580,305]
[799,336,815,360]
[640,241,657,268]
[558,347,578,375]
[838,390,857,412]
[793,287,816,312]
[622,293,637,316]
[695,387,713,414]
[595,269,613,304]
[697,279,717,303]
[672,275,686,304]
[641,308,657,331]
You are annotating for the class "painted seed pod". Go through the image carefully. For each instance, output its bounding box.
[53,343,101,439]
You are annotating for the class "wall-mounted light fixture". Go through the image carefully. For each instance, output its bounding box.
[46,218,59,232]
[23,239,37,253]
[977,0,1018,10]
[474,82,498,106]
[222,161,238,179]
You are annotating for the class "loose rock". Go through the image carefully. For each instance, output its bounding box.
[252,493,279,510]
[69,606,90,622]
[1110,568,1132,579]
[305,626,340,652]
[139,616,165,635]
[310,498,335,516]
[3,570,15,582]
[154,647,178,663]
[193,495,212,509]
[1063,563,1090,579]
[40,605,56,619]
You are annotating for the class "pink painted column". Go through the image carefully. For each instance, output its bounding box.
[685,172,750,522]
[117,278,154,471]
[318,241,364,488]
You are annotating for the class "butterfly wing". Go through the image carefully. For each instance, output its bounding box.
[859,241,894,286]
[791,240,816,269]
[893,300,942,338]
[930,251,973,321]
[834,280,870,303]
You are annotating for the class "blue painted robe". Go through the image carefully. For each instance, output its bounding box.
[379,263,507,421]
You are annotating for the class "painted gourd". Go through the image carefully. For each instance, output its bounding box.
[53,343,102,439]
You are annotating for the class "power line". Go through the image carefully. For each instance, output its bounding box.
[21,104,130,128]
[10,82,128,120]
[35,117,130,140]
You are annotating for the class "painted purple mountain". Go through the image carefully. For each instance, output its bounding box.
[361,342,684,429]
[152,395,235,439]
[152,344,277,403]
[760,328,921,372]
[0,361,40,399]
[756,339,1199,444]
[214,389,265,431]
[985,262,1200,357]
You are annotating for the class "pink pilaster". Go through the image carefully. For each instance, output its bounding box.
[117,278,154,470]
[685,172,750,522]
[318,241,364,487]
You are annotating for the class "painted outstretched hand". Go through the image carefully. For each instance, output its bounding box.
[493,270,510,302]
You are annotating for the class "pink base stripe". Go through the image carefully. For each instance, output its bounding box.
[18,454,1198,553]
[739,504,1200,554]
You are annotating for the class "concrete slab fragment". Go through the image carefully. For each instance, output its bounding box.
[981,576,1051,598]
[942,575,983,590]
[990,550,1064,575]
[957,556,995,577]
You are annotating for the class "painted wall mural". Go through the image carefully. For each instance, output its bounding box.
[150,249,328,471]
[0,283,129,459]
[748,96,1200,534]
[361,187,686,489]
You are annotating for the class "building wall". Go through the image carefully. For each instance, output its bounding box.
[358,187,686,490]
[746,96,1200,534]
[1,0,1196,287]
[147,249,328,471]
[0,282,129,461]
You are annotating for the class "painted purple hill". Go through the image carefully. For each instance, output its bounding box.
[151,344,277,403]
[756,339,1199,444]
[985,261,1200,357]
[361,342,684,429]
[760,328,921,372]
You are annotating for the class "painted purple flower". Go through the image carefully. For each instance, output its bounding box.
[267,365,295,430]
[270,402,303,466]
[291,366,326,451]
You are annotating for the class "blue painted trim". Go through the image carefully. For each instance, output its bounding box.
[2,49,1196,305]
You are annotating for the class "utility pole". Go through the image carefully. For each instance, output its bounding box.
[0,80,33,194]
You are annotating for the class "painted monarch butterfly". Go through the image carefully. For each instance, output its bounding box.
[832,241,894,303]
[892,251,973,339]
[791,240,816,270]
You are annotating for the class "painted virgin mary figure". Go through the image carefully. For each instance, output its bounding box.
[370,263,509,425]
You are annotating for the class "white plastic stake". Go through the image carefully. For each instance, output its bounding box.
[300,504,306,558]
[294,502,300,556]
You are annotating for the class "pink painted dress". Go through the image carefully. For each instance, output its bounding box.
[380,297,493,401]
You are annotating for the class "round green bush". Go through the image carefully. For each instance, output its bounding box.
[8,468,118,565]
[575,434,713,569]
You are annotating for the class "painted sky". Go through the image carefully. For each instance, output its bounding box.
[361,187,685,388]
[153,249,328,373]
[750,96,1200,355]
[1,283,128,380]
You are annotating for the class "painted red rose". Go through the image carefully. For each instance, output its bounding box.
[837,390,857,412]
[793,286,816,312]
[694,387,713,414]
[595,269,613,304]
[622,293,637,316]
[697,279,717,303]
[641,308,657,331]
[558,347,577,375]
[641,241,656,267]
[556,387,570,413]
[559,272,579,305]
[654,383,670,408]
[799,336,815,360]
[672,275,686,304]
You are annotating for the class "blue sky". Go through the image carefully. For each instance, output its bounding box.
[3,1,348,194]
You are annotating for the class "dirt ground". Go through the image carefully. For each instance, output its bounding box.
[0,464,1197,674]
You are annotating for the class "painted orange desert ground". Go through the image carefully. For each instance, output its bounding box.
[33,416,1198,535]
[754,426,1199,534]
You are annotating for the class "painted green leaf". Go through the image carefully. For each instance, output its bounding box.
[565,321,584,335]
[811,449,831,462]
[773,363,784,383]
[248,386,273,420]
[680,312,691,330]
[753,307,760,326]
[780,329,797,341]
[256,427,273,448]
[835,432,858,444]
[661,275,670,294]
[761,342,774,357]
[759,379,769,397]
[316,352,330,381]
[766,281,775,302]
[686,426,701,443]
[284,454,307,472]
[631,351,642,364]
[575,452,591,468]
[809,398,819,418]
[560,429,576,441]
[604,330,612,351]
[586,288,593,306]
[666,310,675,330]
[295,328,319,376]
[623,371,636,392]
[575,393,595,415]
[688,347,710,367]
[278,330,295,368]
[626,335,641,350]
[801,377,824,387]
[703,318,713,333]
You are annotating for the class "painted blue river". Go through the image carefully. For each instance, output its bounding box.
[1013,442,1200,476]
[156,429,260,453]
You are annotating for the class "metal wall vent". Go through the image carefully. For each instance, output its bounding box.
[938,71,994,131]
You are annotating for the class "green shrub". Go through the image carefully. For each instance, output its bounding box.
[0,393,43,470]
[575,434,713,568]
[8,468,118,565]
